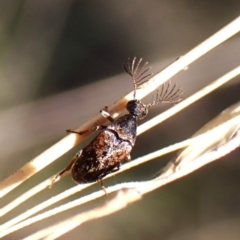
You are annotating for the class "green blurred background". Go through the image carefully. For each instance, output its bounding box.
[1,1,240,239]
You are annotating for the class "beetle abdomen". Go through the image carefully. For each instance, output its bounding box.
[71,130,133,183]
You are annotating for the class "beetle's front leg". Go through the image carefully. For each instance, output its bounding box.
[66,125,107,135]
[100,106,114,123]
[66,106,114,135]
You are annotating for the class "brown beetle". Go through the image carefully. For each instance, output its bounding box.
[51,57,182,189]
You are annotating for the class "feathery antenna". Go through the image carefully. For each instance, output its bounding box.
[149,81,183,107]
[123,57,152,99]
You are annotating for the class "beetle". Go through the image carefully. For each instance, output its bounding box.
[51,57,182,190]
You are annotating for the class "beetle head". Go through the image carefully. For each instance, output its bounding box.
[126,100,148,120]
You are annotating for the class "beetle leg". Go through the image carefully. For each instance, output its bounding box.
[98,163,121,195]
[66,125,107,135]
[49,152,80,188]
[126,154,131,161]
[66,107,114,135]
[99,179,107,195]
[100,106,114,123]
[107,163,121,174]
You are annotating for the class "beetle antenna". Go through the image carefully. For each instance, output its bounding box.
[148,81,183,108]
[123,57,152,99]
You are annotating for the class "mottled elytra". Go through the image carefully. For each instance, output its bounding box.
[51,57,183,190]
